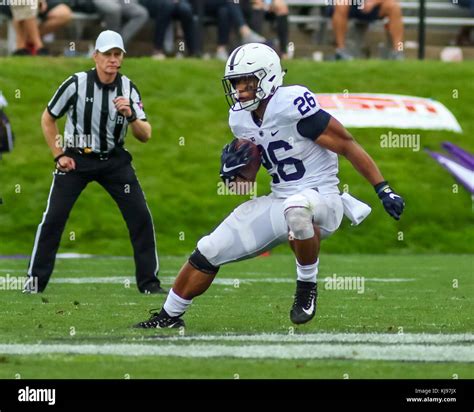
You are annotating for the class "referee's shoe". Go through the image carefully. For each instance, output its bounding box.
[143,283,167,295]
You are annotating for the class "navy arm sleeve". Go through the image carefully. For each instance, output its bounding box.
[296,109,331,141]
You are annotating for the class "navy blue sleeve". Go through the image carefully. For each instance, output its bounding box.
[296,109,331,141]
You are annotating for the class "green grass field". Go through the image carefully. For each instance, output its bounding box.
[0,59,473,380]
[0,59,473,256]
[0,254,472,378]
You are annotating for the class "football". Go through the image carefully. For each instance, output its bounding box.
[235,139,261,182]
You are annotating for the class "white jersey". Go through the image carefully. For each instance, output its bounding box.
[228,85,340,198]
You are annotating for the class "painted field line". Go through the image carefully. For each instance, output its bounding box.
[41,276,415,285]
[0,343,471,362]
[0,269,416,283]
[153,332,474,345]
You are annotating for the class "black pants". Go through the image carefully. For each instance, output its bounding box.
[27,148,161,293]
[199,0,247,46]
[203,0,231,46]
[142,0,196,54]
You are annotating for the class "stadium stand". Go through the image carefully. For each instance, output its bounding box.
[1,0,473,57]
[286,0,474,27]
[285,0,474,57]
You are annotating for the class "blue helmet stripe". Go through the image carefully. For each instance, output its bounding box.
[228,46,244,71]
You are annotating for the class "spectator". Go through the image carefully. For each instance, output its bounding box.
[224,0,267,44]
[92,0,148,46]
[192,0,266,60]
[0,4,12,19]
[69,0,96,13]
[332,0,404,60]
[140,0,196,59]
[196,0,231,60]
[242,0,290,59]
[9,0,48,55]
[39,0,73,39]
[456,0,474,46]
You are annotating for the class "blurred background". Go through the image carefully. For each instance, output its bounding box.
[0,0,473,60]
[0,0,473,258]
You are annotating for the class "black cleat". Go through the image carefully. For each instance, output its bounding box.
[290,280,317,325]
[140,283,168,295]
[133,308,185,329]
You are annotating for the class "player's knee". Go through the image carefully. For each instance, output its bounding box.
[333,4,350,16]
[137,7,149,20]
[386,0,400,9]
[381,0,400,15]
[104,3,121,14]
[284,207,314,240]
[50,5,73,23]
[188,248,220,275]
[273,1,288,15]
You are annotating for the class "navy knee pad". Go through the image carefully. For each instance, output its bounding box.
[188,248,220,275]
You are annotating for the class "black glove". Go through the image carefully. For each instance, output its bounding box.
[219,139,253,183]
[374,181,405,220]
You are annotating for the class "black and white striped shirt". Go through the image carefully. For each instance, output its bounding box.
[47,68,147,153]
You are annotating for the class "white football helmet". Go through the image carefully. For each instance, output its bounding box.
[222,43,285,112]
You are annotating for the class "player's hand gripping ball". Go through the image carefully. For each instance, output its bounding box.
[220,139,261,184]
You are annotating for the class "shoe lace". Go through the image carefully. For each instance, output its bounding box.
[141,309,162,326]
[293,288,316,309]
[144,308,179,327]
[148,308,161,317]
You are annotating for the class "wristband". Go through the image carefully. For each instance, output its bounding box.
[374,180,389,195]
[127,112,137,123]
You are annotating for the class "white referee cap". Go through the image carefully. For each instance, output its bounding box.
[95,30,126,53]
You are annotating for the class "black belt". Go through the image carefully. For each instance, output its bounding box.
[66,148,117,160]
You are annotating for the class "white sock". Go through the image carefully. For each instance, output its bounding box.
[296,259,319,283]
[163,289,192,317]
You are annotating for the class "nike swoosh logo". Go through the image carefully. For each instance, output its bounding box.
[271,130,279,136]
[388,193,401,200]
[222,163,246,173]
[302,297,315,316]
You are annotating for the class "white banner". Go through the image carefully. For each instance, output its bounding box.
[318,93,462,133]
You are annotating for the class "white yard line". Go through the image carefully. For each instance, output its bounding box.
[38,276,415,285]
[0,342,471,362]
[151,332,474,344]
[0,268,416,283]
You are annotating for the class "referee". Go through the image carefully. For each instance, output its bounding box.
[24,30,165,294]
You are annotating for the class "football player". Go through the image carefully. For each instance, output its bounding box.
[135,43,405,329]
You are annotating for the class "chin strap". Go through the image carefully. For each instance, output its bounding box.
[242,99,260,112]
